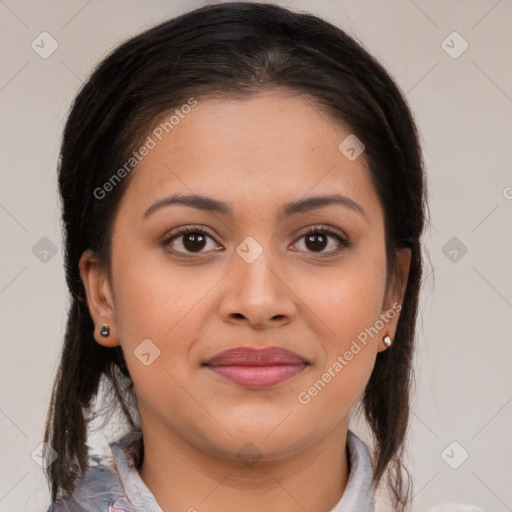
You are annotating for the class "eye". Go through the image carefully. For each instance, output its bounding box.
[292,226,349,256]
[161,224,349,257]
[162,226,222,255]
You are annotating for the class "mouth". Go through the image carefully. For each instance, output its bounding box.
[203,346,310,389]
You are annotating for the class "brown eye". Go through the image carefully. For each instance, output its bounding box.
[182,232,207,252]
[162,227,221,254]
[304,232,328,252]
[293,227,349,256]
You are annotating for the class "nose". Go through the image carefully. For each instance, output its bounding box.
[218,247,297,329]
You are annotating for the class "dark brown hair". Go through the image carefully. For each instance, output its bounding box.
[45,2,427,510]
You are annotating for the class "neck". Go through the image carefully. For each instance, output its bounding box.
[137,415,350,512]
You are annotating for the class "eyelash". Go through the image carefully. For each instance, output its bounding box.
[161,225,350,257]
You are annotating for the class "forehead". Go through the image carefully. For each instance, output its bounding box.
[116,89,382,222]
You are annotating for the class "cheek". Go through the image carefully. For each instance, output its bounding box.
[111,247,209,341]
[296,247,386,401]
[110,255,208,413]
[109,249,219,390]
[306,248,388,344]
[296,279,381,418]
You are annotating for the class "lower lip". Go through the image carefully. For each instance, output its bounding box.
[205,364,308,388]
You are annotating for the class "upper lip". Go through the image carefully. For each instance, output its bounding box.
[204,347,309,367]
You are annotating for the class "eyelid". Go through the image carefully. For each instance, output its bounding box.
[296,224,349,243]
[290,224,350,254]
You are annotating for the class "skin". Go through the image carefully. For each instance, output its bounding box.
[80,88,411,512]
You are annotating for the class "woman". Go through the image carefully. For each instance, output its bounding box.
[44,2,482,511]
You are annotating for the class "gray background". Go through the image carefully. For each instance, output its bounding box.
[1,1,511,510]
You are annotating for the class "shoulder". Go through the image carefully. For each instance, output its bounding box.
[47,463,125,512]
[428,503,485,511]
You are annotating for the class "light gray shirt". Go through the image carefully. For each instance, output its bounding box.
[48,429,483,512]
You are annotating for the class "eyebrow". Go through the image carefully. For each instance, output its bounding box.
[142,193,368,222]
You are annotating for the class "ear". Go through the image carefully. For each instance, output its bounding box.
[79,249,119,348]
[377,247,411,352]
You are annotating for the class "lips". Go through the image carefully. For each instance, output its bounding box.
[205,346,308,366]
[204,347,309,388]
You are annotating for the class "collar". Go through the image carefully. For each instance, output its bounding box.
[332,431,376,511]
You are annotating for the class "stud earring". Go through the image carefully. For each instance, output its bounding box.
[383,335,392,347]
[100,324,110,337]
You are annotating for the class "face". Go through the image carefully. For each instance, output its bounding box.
[81,88,410,461]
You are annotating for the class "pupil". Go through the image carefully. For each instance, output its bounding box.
[184,233,206,251]
[306,233,327,251]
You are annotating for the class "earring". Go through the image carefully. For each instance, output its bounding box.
[383,335,392,347]
[100,324,110,337]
